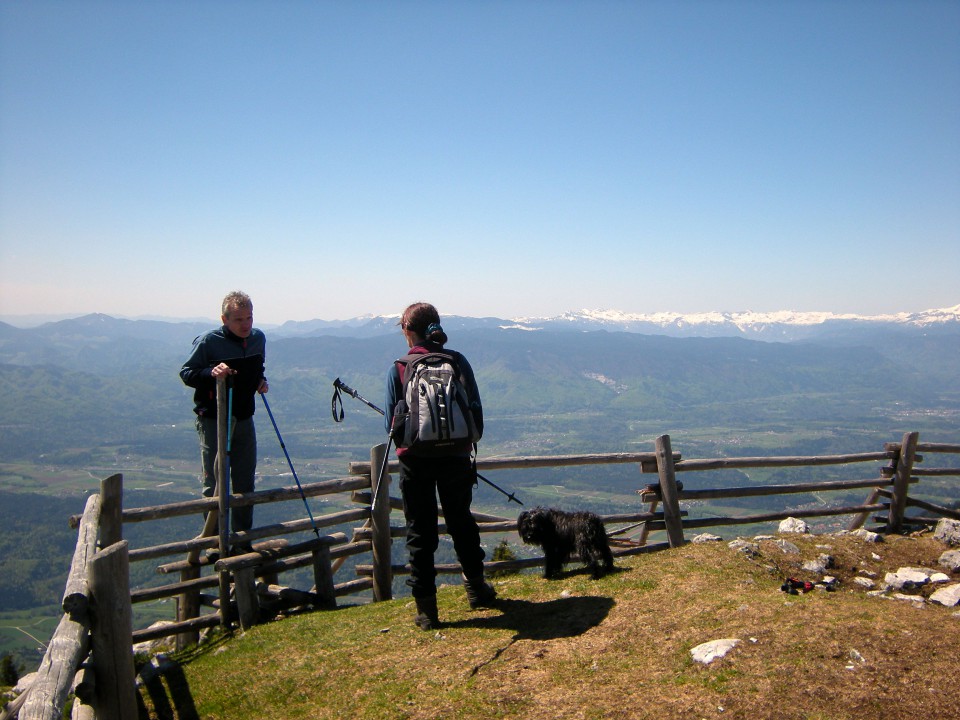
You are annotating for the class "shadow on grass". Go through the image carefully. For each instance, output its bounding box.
[445,595,616,641]
[136,631,233,720]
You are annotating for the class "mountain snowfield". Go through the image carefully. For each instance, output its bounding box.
[519,304,960,329]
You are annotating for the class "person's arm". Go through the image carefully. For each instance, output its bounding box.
[384,363,401,434]
[458,353,483,437]
[180,336,213,388]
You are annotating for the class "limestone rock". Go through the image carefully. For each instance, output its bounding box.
[882,568,932,592]
[939,549,960,572]
[930,584,960,607]
[728,539,760,558]
[774,538,801,554]
[691,638,740,664]
[848,528,883,543]
[692,533,723,544]
[934,518,960,546]
[779,517,809,534]
[802,554,835,574]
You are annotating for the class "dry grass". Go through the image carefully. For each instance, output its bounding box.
[140,532,960,720]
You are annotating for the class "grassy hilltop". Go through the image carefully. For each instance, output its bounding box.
[139,532,959,720]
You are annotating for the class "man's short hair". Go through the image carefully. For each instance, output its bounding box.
[222,291,253,318]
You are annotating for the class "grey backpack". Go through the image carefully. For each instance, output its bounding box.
[390,351,481,453]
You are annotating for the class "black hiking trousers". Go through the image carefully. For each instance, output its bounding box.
[398,454,486,599]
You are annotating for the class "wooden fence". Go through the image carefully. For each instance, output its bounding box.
[7,423,958,719]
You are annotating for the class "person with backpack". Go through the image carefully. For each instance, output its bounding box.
[385,302,498,630]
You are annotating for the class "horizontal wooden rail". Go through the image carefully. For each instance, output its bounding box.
[680,503,888,530]
[913,468,960,476]
[674,451,894,472]
[214,533,347,572]
[903,496,960,521]
[347,451,676,476]
[69,476,368,527]
[131,613,222,643]
[886,442,960,453]
[131,575,219,604]
[642,476,896,502]
[129,507,369,562]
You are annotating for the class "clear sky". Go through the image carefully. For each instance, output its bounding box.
[1,0,958,325]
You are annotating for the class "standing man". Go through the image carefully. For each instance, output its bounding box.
[180,291,268,551]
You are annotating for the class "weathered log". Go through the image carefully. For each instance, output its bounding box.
[62,493,101,620]
[334,577,374,596]
[131,574,220,603]
[370,443,393,602]
[131,509,367,563]
[99,474,123,547]
[1,683,31,720]
[888,432,919,534]
[350,490,404,510]
[348,451,675,476]
[71,664,95,704]
[131,613,221,643]
[674,451,893,472]
[157,538,369,576]
[656,435,685,548]
[887,441,960,453]
[642,476,898,502]
[680,503,888,530]
[311,544,337,610]
[233,566,259,630]
[89,540,138,720]
[904,496,960,521]
[176,563,202,652]
[214,533,347,572]
[71,476,370,527]
[20,611,89,720]
[216,380,231,627]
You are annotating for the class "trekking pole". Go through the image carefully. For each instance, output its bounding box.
[260,393,321,538]
[472,462,523,506]
[370,436,393,514]
[332,377,384,422]
[331,378,523,505]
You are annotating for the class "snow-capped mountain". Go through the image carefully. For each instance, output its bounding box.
[508,305,960,341]
[269,304,960,341]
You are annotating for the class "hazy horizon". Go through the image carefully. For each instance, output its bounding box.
[2,301,959,330]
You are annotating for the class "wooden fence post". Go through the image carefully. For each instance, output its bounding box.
[312,544,337,610]
[655,435,685,548]
[89,540,138,720]
[887,431,919,534]
[99,474,123,547]
[216,377,232,627]
[62,493,101,621]
[19,613,90,720]
[370,443,393,601]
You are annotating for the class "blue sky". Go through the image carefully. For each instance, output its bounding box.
[1,0,958,325]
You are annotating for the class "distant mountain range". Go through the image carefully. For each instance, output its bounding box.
[269,304,960,341]
[3,304,958,342]
[0,304,957,465]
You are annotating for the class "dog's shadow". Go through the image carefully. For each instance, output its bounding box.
[445,595,615,641]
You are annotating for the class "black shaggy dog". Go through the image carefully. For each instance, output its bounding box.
[517,506,615,579]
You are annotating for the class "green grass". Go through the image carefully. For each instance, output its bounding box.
[137,534,960,720]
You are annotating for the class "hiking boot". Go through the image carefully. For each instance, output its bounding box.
[414,595,440,631]
[463,574,498,609]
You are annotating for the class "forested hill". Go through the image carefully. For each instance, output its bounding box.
[0,314,957,464]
